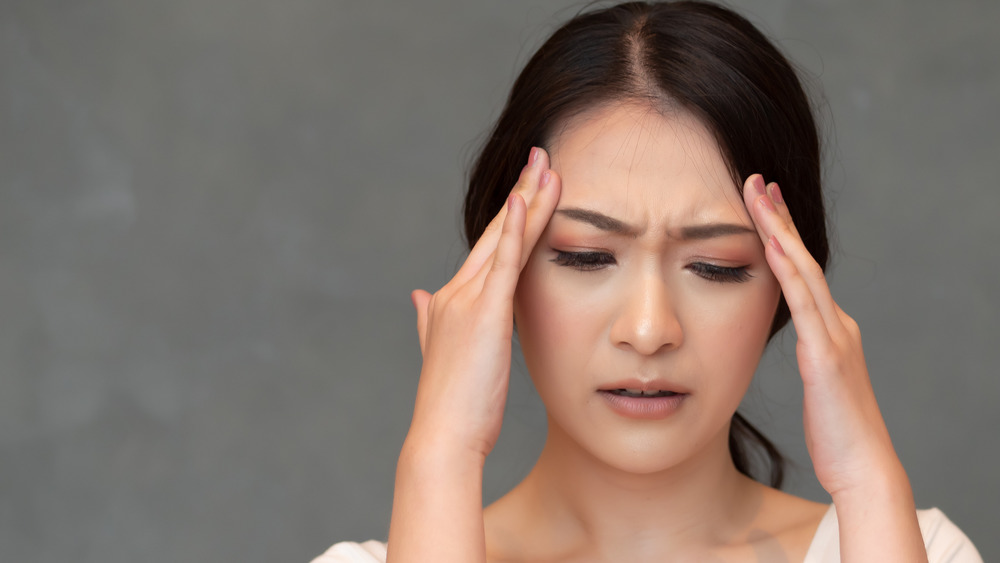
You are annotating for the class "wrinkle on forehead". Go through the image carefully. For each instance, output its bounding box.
[547,103,750,232]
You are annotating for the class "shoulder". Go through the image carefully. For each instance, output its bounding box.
[310,540,387,563]
[917,508,984,563]
[805,506,983,563]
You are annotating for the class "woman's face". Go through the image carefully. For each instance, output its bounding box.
[514,104,780,474]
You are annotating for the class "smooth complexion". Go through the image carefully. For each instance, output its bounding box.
[393,102,927,563]
[485,104,827,562]
[516,104,779,475]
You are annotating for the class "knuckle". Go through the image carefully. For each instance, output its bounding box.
[842,315,861,338]
[490,252,513,275]
[794,296,818,314]
[787,292,817,314]
[783,275,813,310]
[802,260,825,282]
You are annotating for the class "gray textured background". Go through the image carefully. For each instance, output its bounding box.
[2,1,997,561]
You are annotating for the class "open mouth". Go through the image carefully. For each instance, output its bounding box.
[606,389,679,398]
[598,387,687,419]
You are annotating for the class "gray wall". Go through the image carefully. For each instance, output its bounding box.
[2,1,997,561]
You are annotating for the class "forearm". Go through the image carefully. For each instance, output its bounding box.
[832,462,927,563]
[386,435,487,563]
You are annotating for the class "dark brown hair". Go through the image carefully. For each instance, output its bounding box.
[463,1,829,488]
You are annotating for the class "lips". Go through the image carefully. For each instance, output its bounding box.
[597,378,689,395]
[607,388,678,398]
[597,379,688,419]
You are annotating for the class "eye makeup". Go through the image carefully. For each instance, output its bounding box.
[550,248,753,284]
[686,262,752,283]
[550,250,616,271]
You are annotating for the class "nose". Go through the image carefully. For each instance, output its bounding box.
[609,272,683,356]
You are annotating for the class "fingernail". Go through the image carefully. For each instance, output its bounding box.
[769,235,785,256]
[540,171,551,188]
[529,147,540,166]
[508,193,517,210]
[770,183,784,205]
[759,195,777,213]
[753,174,766,195]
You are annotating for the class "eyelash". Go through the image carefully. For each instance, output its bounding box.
[551,251,616,271]
[687,262,752,283]
[551,250,752,283]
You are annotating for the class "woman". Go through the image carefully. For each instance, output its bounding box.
[316,2,981,561]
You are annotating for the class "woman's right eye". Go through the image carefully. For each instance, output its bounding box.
[551,250,616,271]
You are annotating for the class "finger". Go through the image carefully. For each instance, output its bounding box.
[461,147,548,277]
[411,289,432,355]
[764,235,834,349]
[744,175,842,332]
[517,167,561,268]
[742,175,801,244]
[454,147,549,285]
[468,164,559,296]
[766,181,800,239]
[742,174,772,246]
[479,192,526,302]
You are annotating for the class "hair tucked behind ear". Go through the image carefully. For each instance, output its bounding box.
[464,1,828,488]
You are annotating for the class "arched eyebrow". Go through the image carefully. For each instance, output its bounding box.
[554,207,754,240]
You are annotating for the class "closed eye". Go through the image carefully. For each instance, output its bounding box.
[688,262,752,283]
[551,250,616,271]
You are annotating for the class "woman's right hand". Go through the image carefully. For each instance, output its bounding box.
[406,147,561,460]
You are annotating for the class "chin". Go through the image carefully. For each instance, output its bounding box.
[554,423,709,476]
[604,452,687,476]
[546,411,736,478]
[606,440,700,475]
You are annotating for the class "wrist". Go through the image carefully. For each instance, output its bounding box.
[828,462,926,562]
[399,430,489,473]
[388,428,488,563]
[406,398,499,461]
[829,461,914,508]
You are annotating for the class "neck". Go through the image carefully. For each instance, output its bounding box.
[513,418,763,558]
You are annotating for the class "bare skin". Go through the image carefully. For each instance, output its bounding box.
[485,476,827,562]
[482,106,829,563]
[388,104,926,563]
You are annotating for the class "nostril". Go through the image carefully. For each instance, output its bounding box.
[611,315,683,356]
[609,279,683,355]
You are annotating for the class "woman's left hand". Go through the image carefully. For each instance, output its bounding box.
[741,173,904,498]
[743,173,929,561]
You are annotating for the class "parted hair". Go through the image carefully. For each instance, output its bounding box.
[463,1,829,488]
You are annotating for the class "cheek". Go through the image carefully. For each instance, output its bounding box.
[690,281,778,335]
[514,259,781,400]
[513,259,614,398]
[682,276,781,386]
[514,263,578,371]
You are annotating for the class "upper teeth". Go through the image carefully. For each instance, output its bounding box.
[623,388,664,396]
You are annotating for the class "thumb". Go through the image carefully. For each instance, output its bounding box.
[410,289,432,356]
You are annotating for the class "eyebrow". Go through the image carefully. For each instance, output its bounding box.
[555,208,637,236]
[676,223,756,240]
[554,207,755,240]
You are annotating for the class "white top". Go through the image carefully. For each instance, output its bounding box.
[312,506,982,563]
[801,506,981,562]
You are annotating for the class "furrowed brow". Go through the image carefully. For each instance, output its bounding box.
[675,223,756,240]
[555,208,754,240]
[555,208,639,237]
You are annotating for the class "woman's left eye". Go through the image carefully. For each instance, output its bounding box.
[688,262,752,283]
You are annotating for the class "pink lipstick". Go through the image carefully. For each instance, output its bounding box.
[597,380,688,419]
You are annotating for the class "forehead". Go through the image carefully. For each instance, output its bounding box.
[547,104,749,230]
